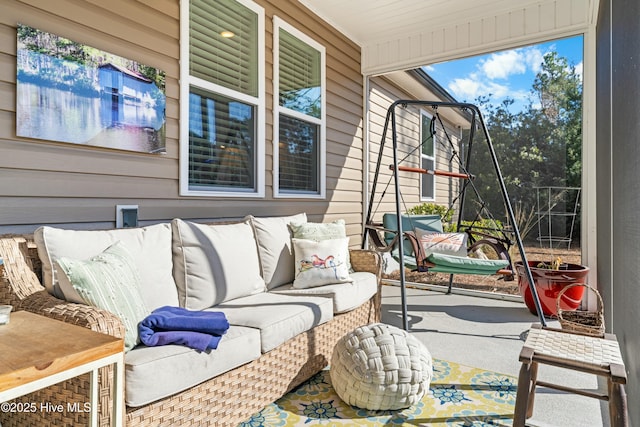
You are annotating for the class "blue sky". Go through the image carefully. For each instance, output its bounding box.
[424,35,583,113]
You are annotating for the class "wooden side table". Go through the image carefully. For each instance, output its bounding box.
[0,311,124,427]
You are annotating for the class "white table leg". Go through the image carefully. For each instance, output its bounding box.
[89,368,98,427]
[112,355,124,427]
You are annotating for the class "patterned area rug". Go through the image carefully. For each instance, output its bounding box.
[240,359,516,426]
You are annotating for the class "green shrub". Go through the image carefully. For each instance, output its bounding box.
[406,203,504,238]
[406,203,453,222]
[454,218,503,238]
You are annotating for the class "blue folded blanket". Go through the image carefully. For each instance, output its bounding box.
[139,306,230,351]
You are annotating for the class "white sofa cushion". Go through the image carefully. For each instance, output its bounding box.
[34,223,179,309]
[124,325,260,407]
[247,213,307,289]
[214,293,333,353]
[270,272,378,313]
[172,219,266,310]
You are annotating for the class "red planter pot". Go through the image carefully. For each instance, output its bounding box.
[515,261,589,316]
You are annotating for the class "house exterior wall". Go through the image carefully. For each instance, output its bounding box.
[0,0,365,243]
[368,75,462,224]
[597,0,639,423]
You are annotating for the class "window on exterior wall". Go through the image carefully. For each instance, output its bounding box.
[181,0,265,196]
[420,110,436,200]
[273,17,326,198]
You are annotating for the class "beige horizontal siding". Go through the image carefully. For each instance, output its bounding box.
[368,75,463,225]
[0,0,365,244]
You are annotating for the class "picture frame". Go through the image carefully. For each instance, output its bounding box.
[16,24,166,154]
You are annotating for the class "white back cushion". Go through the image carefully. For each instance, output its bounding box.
[34,224,179,310]
[172,219,266,309]
[247,213,306,289]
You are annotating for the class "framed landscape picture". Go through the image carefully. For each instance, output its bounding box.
[16,24,166,154]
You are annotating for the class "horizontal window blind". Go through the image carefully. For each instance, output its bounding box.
[278,28,321,118]
[190,0,258,97]
[189,86,255,190]
[278,115,318,192]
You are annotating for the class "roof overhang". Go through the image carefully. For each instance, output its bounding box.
[383,70,472,127]
[298,0,600,76]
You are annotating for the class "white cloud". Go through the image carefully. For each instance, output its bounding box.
[485,81,510,98]
[481,50,526,79]
[448,77,481,100]
[479,47,545,80]
[524,48,544,74]
[448,76,510,102]
[575,61,583,81]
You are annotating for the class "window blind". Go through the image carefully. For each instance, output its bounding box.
[278,115,318,192]
[278,28,321,118]
[189,86,255,190]
[190,0,258,97]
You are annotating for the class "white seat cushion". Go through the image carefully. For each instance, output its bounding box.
[270,272,378,313]
[172,219,266,310]
[125,325,261,407]
[34,223,179,309]
[214,293,333,353]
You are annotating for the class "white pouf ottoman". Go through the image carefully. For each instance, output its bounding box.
[330,323,433,410]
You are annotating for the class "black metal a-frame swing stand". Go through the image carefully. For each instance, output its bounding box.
[363,100,547,330]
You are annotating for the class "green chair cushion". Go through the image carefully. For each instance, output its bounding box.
[426,253,509,275]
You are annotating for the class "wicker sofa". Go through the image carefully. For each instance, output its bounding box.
[0,214,381,426]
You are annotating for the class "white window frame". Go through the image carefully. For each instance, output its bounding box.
[420,109,436,201]
[273,17,326,199]
[179,0,266,197]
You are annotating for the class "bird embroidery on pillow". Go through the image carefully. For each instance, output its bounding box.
[300,254,342,279]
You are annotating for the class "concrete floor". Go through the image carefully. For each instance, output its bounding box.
[380,283,609,427]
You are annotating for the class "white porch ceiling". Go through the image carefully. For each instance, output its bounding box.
[299,0,600,75]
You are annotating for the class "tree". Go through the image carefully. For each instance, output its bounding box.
[462,52,582,241]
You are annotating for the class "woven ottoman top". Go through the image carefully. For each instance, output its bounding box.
[330,323,432,410]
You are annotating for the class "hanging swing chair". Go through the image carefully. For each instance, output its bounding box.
[363,100,547,329]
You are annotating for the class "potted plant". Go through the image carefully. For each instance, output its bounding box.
[515,257,589,316]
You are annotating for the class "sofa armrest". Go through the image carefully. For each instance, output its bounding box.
[349,249,382,282]
[0,236,125,338]
[17,290,126,338]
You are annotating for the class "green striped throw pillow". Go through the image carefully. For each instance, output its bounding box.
[56,241,149,352]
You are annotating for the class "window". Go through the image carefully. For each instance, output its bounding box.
[181,0,265,196]
[273,18,326,198]
[420,110,436,200]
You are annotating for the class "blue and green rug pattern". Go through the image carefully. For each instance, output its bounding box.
[241,359,516,426]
